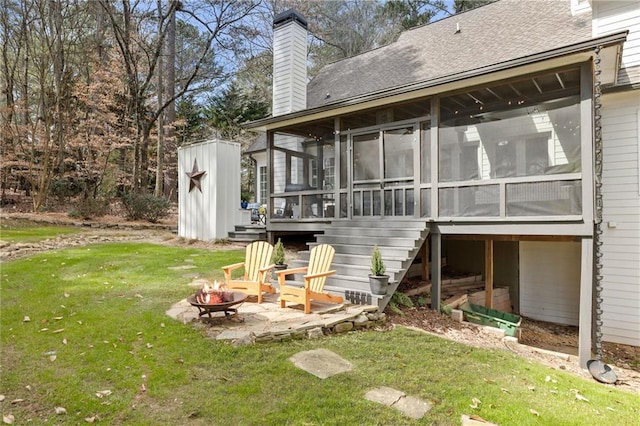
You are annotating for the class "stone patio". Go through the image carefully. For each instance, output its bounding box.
[166,279,385,345]
[166,279,436,420]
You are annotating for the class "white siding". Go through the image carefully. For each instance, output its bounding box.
[178,140,241,241]
[599,91,640,346]
[593,0,640,69]
[272,21,307,116]
[519,241,581,326]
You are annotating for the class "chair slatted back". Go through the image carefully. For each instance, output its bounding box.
[245,241,273,282]
[307,244,335,293]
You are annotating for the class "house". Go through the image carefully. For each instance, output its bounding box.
[245,0,639,366]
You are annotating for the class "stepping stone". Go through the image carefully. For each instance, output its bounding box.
[216,330,253,341]
[395,395,432,420]
[289,348,353,379]
[168,265,196,270]
[364,386,405,405]
[365,387,432,419]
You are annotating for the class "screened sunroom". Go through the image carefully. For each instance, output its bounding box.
[266,64,588,229]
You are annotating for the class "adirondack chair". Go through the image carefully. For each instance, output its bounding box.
[222,241,276,303]
[276,244,343,314]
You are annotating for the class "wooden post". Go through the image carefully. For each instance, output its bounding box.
[485,239,494,308]
[431,233,441,312]
[421,240,430,281]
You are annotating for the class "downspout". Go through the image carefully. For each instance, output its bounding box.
[592,46,604,359]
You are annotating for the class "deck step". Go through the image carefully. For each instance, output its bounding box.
[297,251,406,270]
[315,234,420,247]
[309,242,418,258]
[291,218,429,311]
[228,225,267,243]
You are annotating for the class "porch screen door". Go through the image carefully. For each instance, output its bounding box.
[351,127,415,217]
[352,132,382,216]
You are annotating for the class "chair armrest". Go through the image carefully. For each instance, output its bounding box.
[276,267,308,285]
[222,262,245,281]
[275,267,308,277]
[304,270,336,280]
[222,262,245,272]
[259,264,275,274]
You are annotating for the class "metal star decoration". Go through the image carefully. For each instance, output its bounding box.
[186,159,206,193]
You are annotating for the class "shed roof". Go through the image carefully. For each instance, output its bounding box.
[307,0,592,108]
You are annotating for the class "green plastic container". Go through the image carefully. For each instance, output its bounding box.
[459,302,522,337]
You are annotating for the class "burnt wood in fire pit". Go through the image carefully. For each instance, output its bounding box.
[187,291,248,320]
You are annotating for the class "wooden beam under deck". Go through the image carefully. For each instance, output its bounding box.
[484,240,494,308]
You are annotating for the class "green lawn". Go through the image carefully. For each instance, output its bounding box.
[0,219,81,243]
[1,241,638,425]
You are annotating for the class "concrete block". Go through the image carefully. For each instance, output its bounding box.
[451,309,464,323]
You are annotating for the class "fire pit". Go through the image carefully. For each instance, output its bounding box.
[187,281,248,321]
[187,291,248,320]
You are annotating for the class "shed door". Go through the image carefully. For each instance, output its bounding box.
[519,241,580,326]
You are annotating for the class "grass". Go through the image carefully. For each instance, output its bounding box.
[0,219,81,243]
[1,240,639,425]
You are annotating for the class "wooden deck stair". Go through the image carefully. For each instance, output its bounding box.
[291,218,429,311]
[228,225,267,244]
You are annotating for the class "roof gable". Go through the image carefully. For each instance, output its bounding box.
[307,0,592,108]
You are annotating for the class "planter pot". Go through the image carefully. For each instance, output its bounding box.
[369,275,389,295]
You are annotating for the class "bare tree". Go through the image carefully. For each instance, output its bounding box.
[99,0,260,194]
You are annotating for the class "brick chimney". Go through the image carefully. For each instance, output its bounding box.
[272,9,307,116]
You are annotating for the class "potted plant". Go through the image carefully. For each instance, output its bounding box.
[369,244,389,295]
[272,238,287,271]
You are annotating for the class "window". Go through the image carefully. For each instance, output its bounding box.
[420,122,431,184]
[324,157,335,189]
[259,166,267,205]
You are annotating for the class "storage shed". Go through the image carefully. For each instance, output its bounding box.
[178,140,241,241]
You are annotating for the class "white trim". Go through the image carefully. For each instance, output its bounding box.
[436,222,593,236]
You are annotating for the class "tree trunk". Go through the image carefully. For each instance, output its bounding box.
[154,0,165,197]
[165,1,176,200]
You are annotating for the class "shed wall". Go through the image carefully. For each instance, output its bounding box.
[599,91,640,346]
[178,140,240,241]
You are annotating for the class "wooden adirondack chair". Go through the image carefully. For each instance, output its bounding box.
[276,244,343,314]
[222,241,275,303]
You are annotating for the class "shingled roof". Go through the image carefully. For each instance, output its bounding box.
[306,0,592,108]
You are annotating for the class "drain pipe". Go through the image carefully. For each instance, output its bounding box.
[592,46,604,360]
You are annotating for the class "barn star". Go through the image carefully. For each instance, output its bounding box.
[186,159,206,193]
